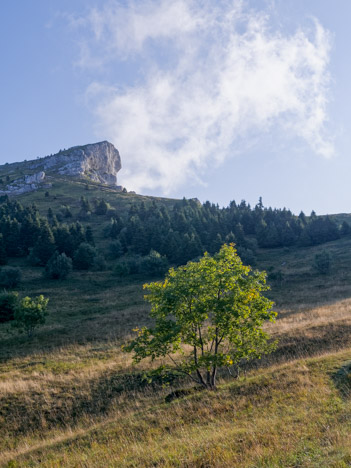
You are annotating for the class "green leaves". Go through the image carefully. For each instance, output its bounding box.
[125,244,276,389]
[13,294,49,337]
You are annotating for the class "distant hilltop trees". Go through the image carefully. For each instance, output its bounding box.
[0,195,346,275]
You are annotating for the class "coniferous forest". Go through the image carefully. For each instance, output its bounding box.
[0,194,346,274]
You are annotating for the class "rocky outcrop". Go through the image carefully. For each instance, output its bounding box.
[24,171,46,185]
[0,141,122,196]
[0,171,48,195]
[29,141,121,185]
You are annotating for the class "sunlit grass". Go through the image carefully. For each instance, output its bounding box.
[1,193,351,465]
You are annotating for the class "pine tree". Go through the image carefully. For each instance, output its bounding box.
[0,234,7,265]
[85,226,95,246]
[31,223,56,265]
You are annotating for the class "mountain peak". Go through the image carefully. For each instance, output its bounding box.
[0,141,122,195]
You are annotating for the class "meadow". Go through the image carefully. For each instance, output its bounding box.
[1,232,351,467]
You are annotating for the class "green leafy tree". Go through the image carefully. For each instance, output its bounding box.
[0,234,7,265]
[13,295,49,337]
[73,242,97,270]
[125,244,276,390]
[45,251,72,279]
[0,291,19,323]
[109,240,123,259]
[140,250,169,276]
[0,266,21,288]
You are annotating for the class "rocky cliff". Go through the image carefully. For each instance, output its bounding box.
[0,141,122,195]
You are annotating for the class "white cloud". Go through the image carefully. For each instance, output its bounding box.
[76,0,333,193]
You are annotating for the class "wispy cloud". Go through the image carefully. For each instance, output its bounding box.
[74,0,333,193]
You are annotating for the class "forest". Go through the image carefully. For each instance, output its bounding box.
[0,195,347,274]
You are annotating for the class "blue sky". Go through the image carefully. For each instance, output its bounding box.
[1,0,351,214]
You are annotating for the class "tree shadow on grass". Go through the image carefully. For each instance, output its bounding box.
[331,360,351,399]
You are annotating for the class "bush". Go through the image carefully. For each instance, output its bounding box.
[114,255,141,276]
[0,291,19,323]
[73,243,97,270]
[45,252,72,279]
[0,267,22,288]
[13,295,49,337]
[108,240,123,260]
[314,250,331,274]
[236,247,256,266]
[95,199,109,215]
[92,254,107,271]
[140,250,169,275]
[114,261,130,276]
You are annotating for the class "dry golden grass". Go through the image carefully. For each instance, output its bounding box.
[2,237,351,466]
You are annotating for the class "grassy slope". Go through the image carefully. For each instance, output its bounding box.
[1,178,351,466]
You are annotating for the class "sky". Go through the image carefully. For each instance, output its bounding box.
[1,0,351,215]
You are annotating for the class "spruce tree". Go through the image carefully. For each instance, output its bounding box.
[31,223,56,265]
[0,234,7,265]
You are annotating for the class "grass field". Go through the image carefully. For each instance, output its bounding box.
[1,230,351,466]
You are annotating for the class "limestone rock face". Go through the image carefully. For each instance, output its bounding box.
[24,171,46,184]
[0,141,122,196]
[0,171,47,195]
[29,141,122,185]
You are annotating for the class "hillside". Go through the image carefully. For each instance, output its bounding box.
[1,236,351,466]
[1,149,351,466]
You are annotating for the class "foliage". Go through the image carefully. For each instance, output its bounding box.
[0,266,22,288]
[108,240,123,259]
[0,290,19,323]
[31,223,56,266]
[341,221,351,236]
[73,243,97,270]
[45,251,73,280]
[140,250,169,275]
[95,199,109,215]
[314,250,332,275]
[125,244,276,389]
[0,197,344,272]
[0,233,7,265]
[13,295,49,337]
[113,260,131,276]
[92,254,107,271]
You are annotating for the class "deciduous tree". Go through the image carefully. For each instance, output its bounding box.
[125,244,276,390]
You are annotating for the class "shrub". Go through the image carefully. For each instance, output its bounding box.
[0,267,22,288]
[108,240,123,260]
[113,261,130,276]
[73,243,97,270]
[125,255,142,274]
[95,199,109,215]
[114,255,141,276]
[92,254,107,271]
[45,252,72,279]
[0,234,7,265]
[236,247,256,266]
[140,250,169,275]
[314,250,331,274]
[0,291,19,323]
[13,295,49,337]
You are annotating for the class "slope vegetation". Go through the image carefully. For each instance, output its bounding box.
[0,177,351,466]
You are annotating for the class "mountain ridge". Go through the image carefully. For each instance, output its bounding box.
[0,141,122,195]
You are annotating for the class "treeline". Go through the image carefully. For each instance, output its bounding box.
[0,200,95,267]
[0,196,349,276]
[105,197,347,265]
